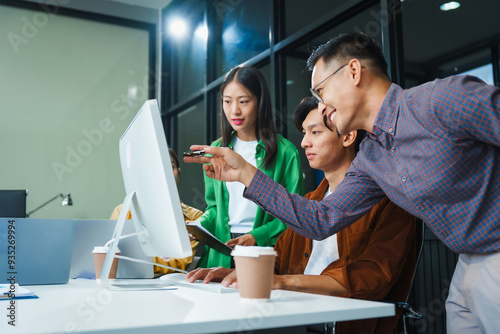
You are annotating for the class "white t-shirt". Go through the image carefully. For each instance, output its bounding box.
[226,137,259,234]
[303,188,340,275]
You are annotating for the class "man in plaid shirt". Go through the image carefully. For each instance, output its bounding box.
[186,33,500,333]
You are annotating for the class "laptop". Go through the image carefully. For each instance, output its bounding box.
[0,218,75,285]
[70,219,154,279]
[0,190,27,218]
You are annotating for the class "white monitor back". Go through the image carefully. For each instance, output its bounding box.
[119,100,191,259]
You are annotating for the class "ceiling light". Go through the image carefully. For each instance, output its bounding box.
[194,25,208,41]
[440,1,460,11]
[168,18,188,39]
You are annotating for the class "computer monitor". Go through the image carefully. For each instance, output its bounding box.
[100,99,192,287]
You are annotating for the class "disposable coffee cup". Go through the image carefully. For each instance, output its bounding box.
[92,246,120,279]
[232,245,277,301]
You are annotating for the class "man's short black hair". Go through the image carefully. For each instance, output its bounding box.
[307,32,388,77]
[293,97,318,132]
[292,97,366,154]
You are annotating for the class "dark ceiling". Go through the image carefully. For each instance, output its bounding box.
[401,0,500,73]
[287,0,500,82]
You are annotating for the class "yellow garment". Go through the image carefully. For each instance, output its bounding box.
[110,202,203,275]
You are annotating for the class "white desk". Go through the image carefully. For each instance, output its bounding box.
[2,279,394,333]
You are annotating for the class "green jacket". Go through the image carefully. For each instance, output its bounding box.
[197,133,304,268]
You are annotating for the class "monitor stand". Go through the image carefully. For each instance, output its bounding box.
[100,191,187,291]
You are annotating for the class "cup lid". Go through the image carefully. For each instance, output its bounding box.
[92,246,120,253]
[231,245,277,257]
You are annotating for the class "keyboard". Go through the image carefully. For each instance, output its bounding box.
[159,273,238,294]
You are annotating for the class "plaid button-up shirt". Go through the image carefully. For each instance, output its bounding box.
[245,75,500,254]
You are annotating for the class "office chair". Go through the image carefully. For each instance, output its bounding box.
[320,220,425,334]
[397,219,425,334]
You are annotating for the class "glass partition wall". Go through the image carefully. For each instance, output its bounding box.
[161,2,500,334]
[161,0,386,202]
[161,0,500,204]
[161,1,500,333]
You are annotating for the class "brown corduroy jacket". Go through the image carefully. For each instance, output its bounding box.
[274,178,417,334]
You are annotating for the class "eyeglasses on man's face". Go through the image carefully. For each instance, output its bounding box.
[310,64,348,103]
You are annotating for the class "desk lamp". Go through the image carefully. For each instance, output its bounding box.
[26,193,73,217]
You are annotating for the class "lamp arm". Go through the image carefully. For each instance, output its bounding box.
[26,193,63,217]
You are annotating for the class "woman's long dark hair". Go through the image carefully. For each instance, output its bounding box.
[220,65,278,168]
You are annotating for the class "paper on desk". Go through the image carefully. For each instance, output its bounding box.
[0,283,38,300]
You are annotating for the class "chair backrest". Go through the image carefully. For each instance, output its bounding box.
[408,219,426,299]
[0,190,27,218]
[399,219,425,333]
[325,219,426,334]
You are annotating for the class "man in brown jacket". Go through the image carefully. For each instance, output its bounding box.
[187,98,417,334]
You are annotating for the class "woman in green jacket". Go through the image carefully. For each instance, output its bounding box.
[197,65,304,268]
